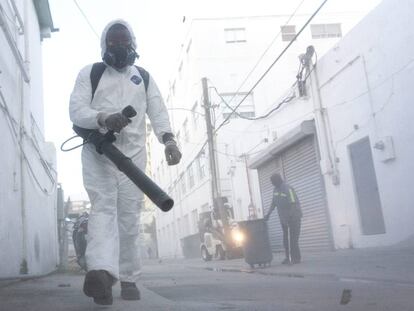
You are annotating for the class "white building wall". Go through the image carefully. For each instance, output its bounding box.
[0,0,58,277]
[152,6,382,258]
[310,0,414,248]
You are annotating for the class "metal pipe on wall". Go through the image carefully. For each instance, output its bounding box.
[9,0,24,34]
[0,2,30,82]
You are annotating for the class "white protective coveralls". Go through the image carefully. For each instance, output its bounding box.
[69,19,172,282]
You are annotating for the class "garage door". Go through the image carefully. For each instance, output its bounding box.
[257,136,332,252]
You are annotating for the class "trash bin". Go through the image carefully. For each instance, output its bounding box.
[238,219,273,268]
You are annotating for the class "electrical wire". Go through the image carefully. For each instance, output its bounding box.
[60,135,86,152]
[210,84,297,121]
[72,0,100,39]
[328,56,414,110]
[30,120,58,176]
[0,2,17,26]
[0,91,56,195]
[223,0,307,108]
[334,78,395,148]
[162,1,328,183]
[213,0,329,135]
[213,138,268,159]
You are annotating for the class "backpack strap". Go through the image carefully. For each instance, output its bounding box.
[90,62,107,99]
[135,66,150,92]
[90,62,149,99]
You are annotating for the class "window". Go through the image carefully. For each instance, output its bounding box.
[201,203,209,212]
[188,163,195,188]
[220,92,255,119]
[186,39,192,54]
[196,152,206,180]
[178,61,183,79]
[186,39,192,62]
[176,131,181,149]
[183,119,189,142]
[166,224,171,244]
[281,25,296,41]
[183,214,190,236]
[180,173,186,194]
[146,122,152,134]
[191,101,200,129]
[224,28,246,43]
[311,23,342,39]
[177,218,182,238]
[191,209,198,233]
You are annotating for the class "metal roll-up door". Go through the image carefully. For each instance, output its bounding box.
[257,160,283,251]
[282,137,332,251]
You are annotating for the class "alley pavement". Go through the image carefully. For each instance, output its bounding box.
[184,241,414,285]
[1,240,413,311]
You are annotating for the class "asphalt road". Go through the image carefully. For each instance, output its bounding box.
[1,260,413,311]
[142,261,414,311]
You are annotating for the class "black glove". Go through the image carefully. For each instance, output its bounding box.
[104,112,130,133]
[164,141,182,165]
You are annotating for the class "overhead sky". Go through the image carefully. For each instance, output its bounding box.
[42,0,381,201]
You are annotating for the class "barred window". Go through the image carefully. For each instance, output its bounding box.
[281,25,296,41]
[311,23,342,39]
[224,28,246,43]
[220,92,255,119]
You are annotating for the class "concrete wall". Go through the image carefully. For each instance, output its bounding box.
[310,0,414,248]
[0,0,58,278]
[151,7,380,258]
[240,0,414,249]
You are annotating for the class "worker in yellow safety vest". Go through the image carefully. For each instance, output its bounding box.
[264,173,302,264]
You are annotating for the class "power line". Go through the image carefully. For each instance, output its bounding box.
[210,84,297,121]
[0,91,56,195]
[72,0,100,39]
[213,0,329,135]
[208,48,317,121]
[178,0,328,168]
[224,0,307,108]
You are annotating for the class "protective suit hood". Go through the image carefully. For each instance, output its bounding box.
[100,19,137,62]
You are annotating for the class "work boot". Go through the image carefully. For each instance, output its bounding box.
[281,258,291,265]
[291,258,301,264]
[83,270,114,305]
[121,282,141,300]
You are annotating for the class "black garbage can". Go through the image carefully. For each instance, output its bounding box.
[238,219,273,268]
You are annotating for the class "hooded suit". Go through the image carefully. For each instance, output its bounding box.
[69,19,172,282]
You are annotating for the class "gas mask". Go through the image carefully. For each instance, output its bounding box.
[103,45,138,70]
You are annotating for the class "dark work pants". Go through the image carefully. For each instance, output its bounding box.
[281,217,301,262]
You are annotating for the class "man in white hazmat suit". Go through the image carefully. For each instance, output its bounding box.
[69,20,181,305]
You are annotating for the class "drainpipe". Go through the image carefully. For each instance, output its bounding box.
[9,0,24,34]
[18,0,32,275]
[309,63,339,185]
[309,55,354,248]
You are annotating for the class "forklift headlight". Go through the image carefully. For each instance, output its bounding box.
[232,229,245,243]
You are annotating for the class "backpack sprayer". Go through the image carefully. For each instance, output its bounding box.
[69,105,173,212]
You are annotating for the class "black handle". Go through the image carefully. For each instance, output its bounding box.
[122,105,137,118]
[72,105,174,212]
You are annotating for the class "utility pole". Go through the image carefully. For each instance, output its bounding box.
[202,77,220,201]
[201,78,230,242]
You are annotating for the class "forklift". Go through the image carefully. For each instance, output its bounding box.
[198,197,244,261]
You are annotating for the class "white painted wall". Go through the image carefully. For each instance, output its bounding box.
[310,0,414,248]
[0,0,58,278]
[152,7,382,258]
